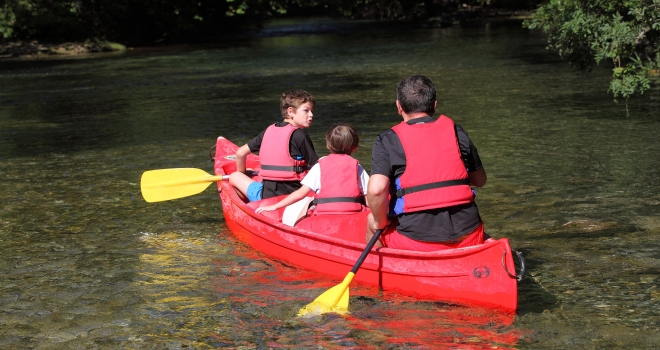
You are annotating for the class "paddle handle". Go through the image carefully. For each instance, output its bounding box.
[350,229,383,274]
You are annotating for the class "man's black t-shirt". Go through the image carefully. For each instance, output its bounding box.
[371,116,483,242]
[247,122,319,199]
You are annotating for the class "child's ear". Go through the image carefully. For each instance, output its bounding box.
[286,106,295,117]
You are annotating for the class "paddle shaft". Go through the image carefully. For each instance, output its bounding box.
[350,229,383,274]
[146,171,258,186]
[222,170,258,181]
[145,171,259,188]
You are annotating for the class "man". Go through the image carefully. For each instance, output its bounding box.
[366,75,488,251]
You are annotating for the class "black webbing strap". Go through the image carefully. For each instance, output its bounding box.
[395,179,470,199]
[260,164,306,173]
[312,197,364,205]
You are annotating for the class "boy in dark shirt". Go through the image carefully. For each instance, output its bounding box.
[229,89,319,201]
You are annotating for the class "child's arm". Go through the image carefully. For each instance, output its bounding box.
[235,144,252,173]
[255,185,313,213]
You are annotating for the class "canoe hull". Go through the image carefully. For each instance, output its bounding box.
[214,136,519,312]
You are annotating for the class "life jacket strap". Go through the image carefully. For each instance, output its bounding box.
[260,164,306,173]
[312,196,365,205]
[395,179,470,199]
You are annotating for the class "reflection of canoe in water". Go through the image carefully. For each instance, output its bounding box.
[213,136,523,312]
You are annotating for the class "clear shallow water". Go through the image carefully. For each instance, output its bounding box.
[1,19,659,348]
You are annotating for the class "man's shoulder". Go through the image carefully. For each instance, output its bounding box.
[377,127,398,139]
[375,128,400,148]
[453,123,471,140]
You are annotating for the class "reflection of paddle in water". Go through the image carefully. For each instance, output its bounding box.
[298,229,384,317]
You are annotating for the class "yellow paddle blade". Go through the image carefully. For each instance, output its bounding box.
[297,273,354,317]
[140,168,225,203]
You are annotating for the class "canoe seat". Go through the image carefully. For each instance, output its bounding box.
[246,195,370,243]
[295,209,370,243]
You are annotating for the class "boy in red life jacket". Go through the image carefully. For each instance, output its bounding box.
[229,89,319,201]
[366,75,490,251]
[255,123,369,215]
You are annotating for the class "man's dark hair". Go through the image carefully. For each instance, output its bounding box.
[396,75,437,115]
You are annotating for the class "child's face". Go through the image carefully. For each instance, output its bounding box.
[287,102,314,128]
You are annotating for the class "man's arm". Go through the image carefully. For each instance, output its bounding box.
[455,124,486,187]
[468,167,488,187]
[367,174,391,230]
[468,167,487,187]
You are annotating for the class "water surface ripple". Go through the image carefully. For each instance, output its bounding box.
[1,19,659,349]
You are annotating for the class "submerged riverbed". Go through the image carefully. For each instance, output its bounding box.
[1,18,659,348]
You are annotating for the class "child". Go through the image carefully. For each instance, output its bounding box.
[256,123,369,216]
[229,89,319,201]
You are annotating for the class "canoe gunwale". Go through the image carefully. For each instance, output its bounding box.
[219,181,499,279]
[217,179,512,258]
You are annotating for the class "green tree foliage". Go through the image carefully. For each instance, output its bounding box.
[0,0,294,44]
[301,0,538,20]
[525,0,660,103]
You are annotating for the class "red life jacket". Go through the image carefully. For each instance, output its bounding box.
[258,123,308,181]
[390,115,473,215]
[313,154,364,214]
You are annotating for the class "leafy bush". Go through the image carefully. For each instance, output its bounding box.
[525,0,660,103]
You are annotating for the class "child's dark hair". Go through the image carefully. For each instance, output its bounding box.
[326,123,359,155]
[280,89,316,118]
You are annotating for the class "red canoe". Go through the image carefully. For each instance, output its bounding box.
[213,136,523,312]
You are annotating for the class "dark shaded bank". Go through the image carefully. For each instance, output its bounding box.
[0,9,531,60]
[0,41,126,59]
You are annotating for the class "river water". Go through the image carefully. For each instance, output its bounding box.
[1,18,659,349]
